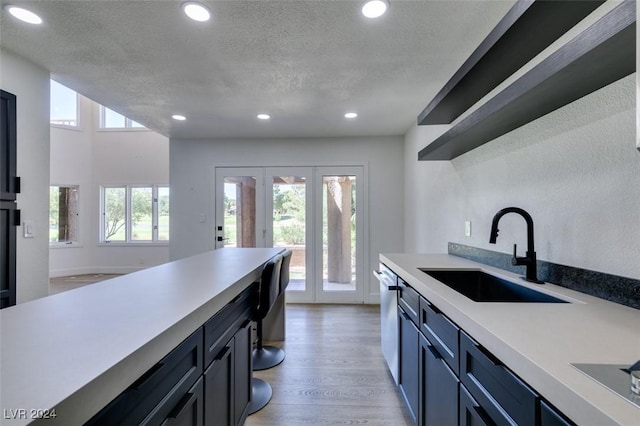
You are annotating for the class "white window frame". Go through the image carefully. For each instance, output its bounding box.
[100,185,169,244]
[99,105,147,130]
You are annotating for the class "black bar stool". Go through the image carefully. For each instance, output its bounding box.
[252,250,287,371]
[248,254,282,415]
[279,249,292,293]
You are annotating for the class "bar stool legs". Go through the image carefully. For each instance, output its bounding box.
[247,377,272,415]
[253,319,286,370]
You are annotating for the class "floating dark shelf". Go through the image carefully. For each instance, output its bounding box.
[418,0,636,161]
[417,0,605,125]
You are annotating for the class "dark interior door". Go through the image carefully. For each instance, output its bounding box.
[1,89,18,308]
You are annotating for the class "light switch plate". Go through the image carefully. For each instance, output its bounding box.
[464,221,471,237]
[23,220,34,238]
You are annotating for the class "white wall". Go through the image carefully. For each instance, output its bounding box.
[49,99,170,277]
[1,48,50,303]
[49,94,94,276]
[404,74,639,280]
[169,136,405,302]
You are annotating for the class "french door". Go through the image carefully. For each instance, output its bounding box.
[214,166,365,303]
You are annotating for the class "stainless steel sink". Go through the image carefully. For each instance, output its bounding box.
[420,269,569,303]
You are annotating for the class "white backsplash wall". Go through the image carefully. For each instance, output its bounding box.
[404,74,639,281]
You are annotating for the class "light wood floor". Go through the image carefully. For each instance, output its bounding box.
[49,273,122,294]
[247,304,412,425]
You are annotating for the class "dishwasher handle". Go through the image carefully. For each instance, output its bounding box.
[373,270,399,290]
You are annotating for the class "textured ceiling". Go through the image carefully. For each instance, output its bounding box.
[0,0,516,139]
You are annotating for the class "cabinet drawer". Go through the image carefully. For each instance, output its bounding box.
[156,377,204,426]
[459,384,493,426]
[87,328,203,426]
[203,286,253,368]
[398,279,419,326]
[419,296,459,375]
[540,400,574,426]
[460,331,538,426]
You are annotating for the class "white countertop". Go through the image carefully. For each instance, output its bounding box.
[381,253,640,426]
[0,248,283,426]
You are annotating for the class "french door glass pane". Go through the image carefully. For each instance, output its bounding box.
[273,176,306,292]
[322,175,356,291]
[158,187,170,241]
[104,187,126,241]
[132,187,153,241]
[224,177,257,247]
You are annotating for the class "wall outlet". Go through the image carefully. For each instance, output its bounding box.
[464,221,471,237]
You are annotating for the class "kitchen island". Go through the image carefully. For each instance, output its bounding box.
[382,253,639,426]
[0,248,283,426]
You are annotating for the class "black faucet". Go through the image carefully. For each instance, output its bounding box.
[489,207,544,284]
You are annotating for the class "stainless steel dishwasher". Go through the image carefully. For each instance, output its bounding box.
[374,263,399,384]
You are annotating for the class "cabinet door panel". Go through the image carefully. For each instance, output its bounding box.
[420,333,458,426]
[204,340,234,426]
[399,306,419,425]
[233,319,252,425]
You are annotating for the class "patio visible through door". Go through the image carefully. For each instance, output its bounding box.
[215,166,365,303]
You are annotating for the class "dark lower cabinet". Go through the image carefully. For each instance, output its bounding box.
[460,331,537,426]
[204,340,234,425]
[86,286,255,426]
[233,320,252,425]
[159,378,204,426]
[459,384,493,426]
[394,281,575,426]
[420,333,458,426]
[539,401,573,426]
[87,329,204,426]
[399,306,419,425]
[202,318,252,426]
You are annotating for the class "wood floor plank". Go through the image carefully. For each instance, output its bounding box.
[245,403,412,426]
[246,304,411,425]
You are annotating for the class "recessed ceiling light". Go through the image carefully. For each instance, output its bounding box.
[172,114,187,121]
[182,2,211,22]
[5,5,43,25]
[344,112,358,119]
[257,114,271,120]
[361,0,389,19]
